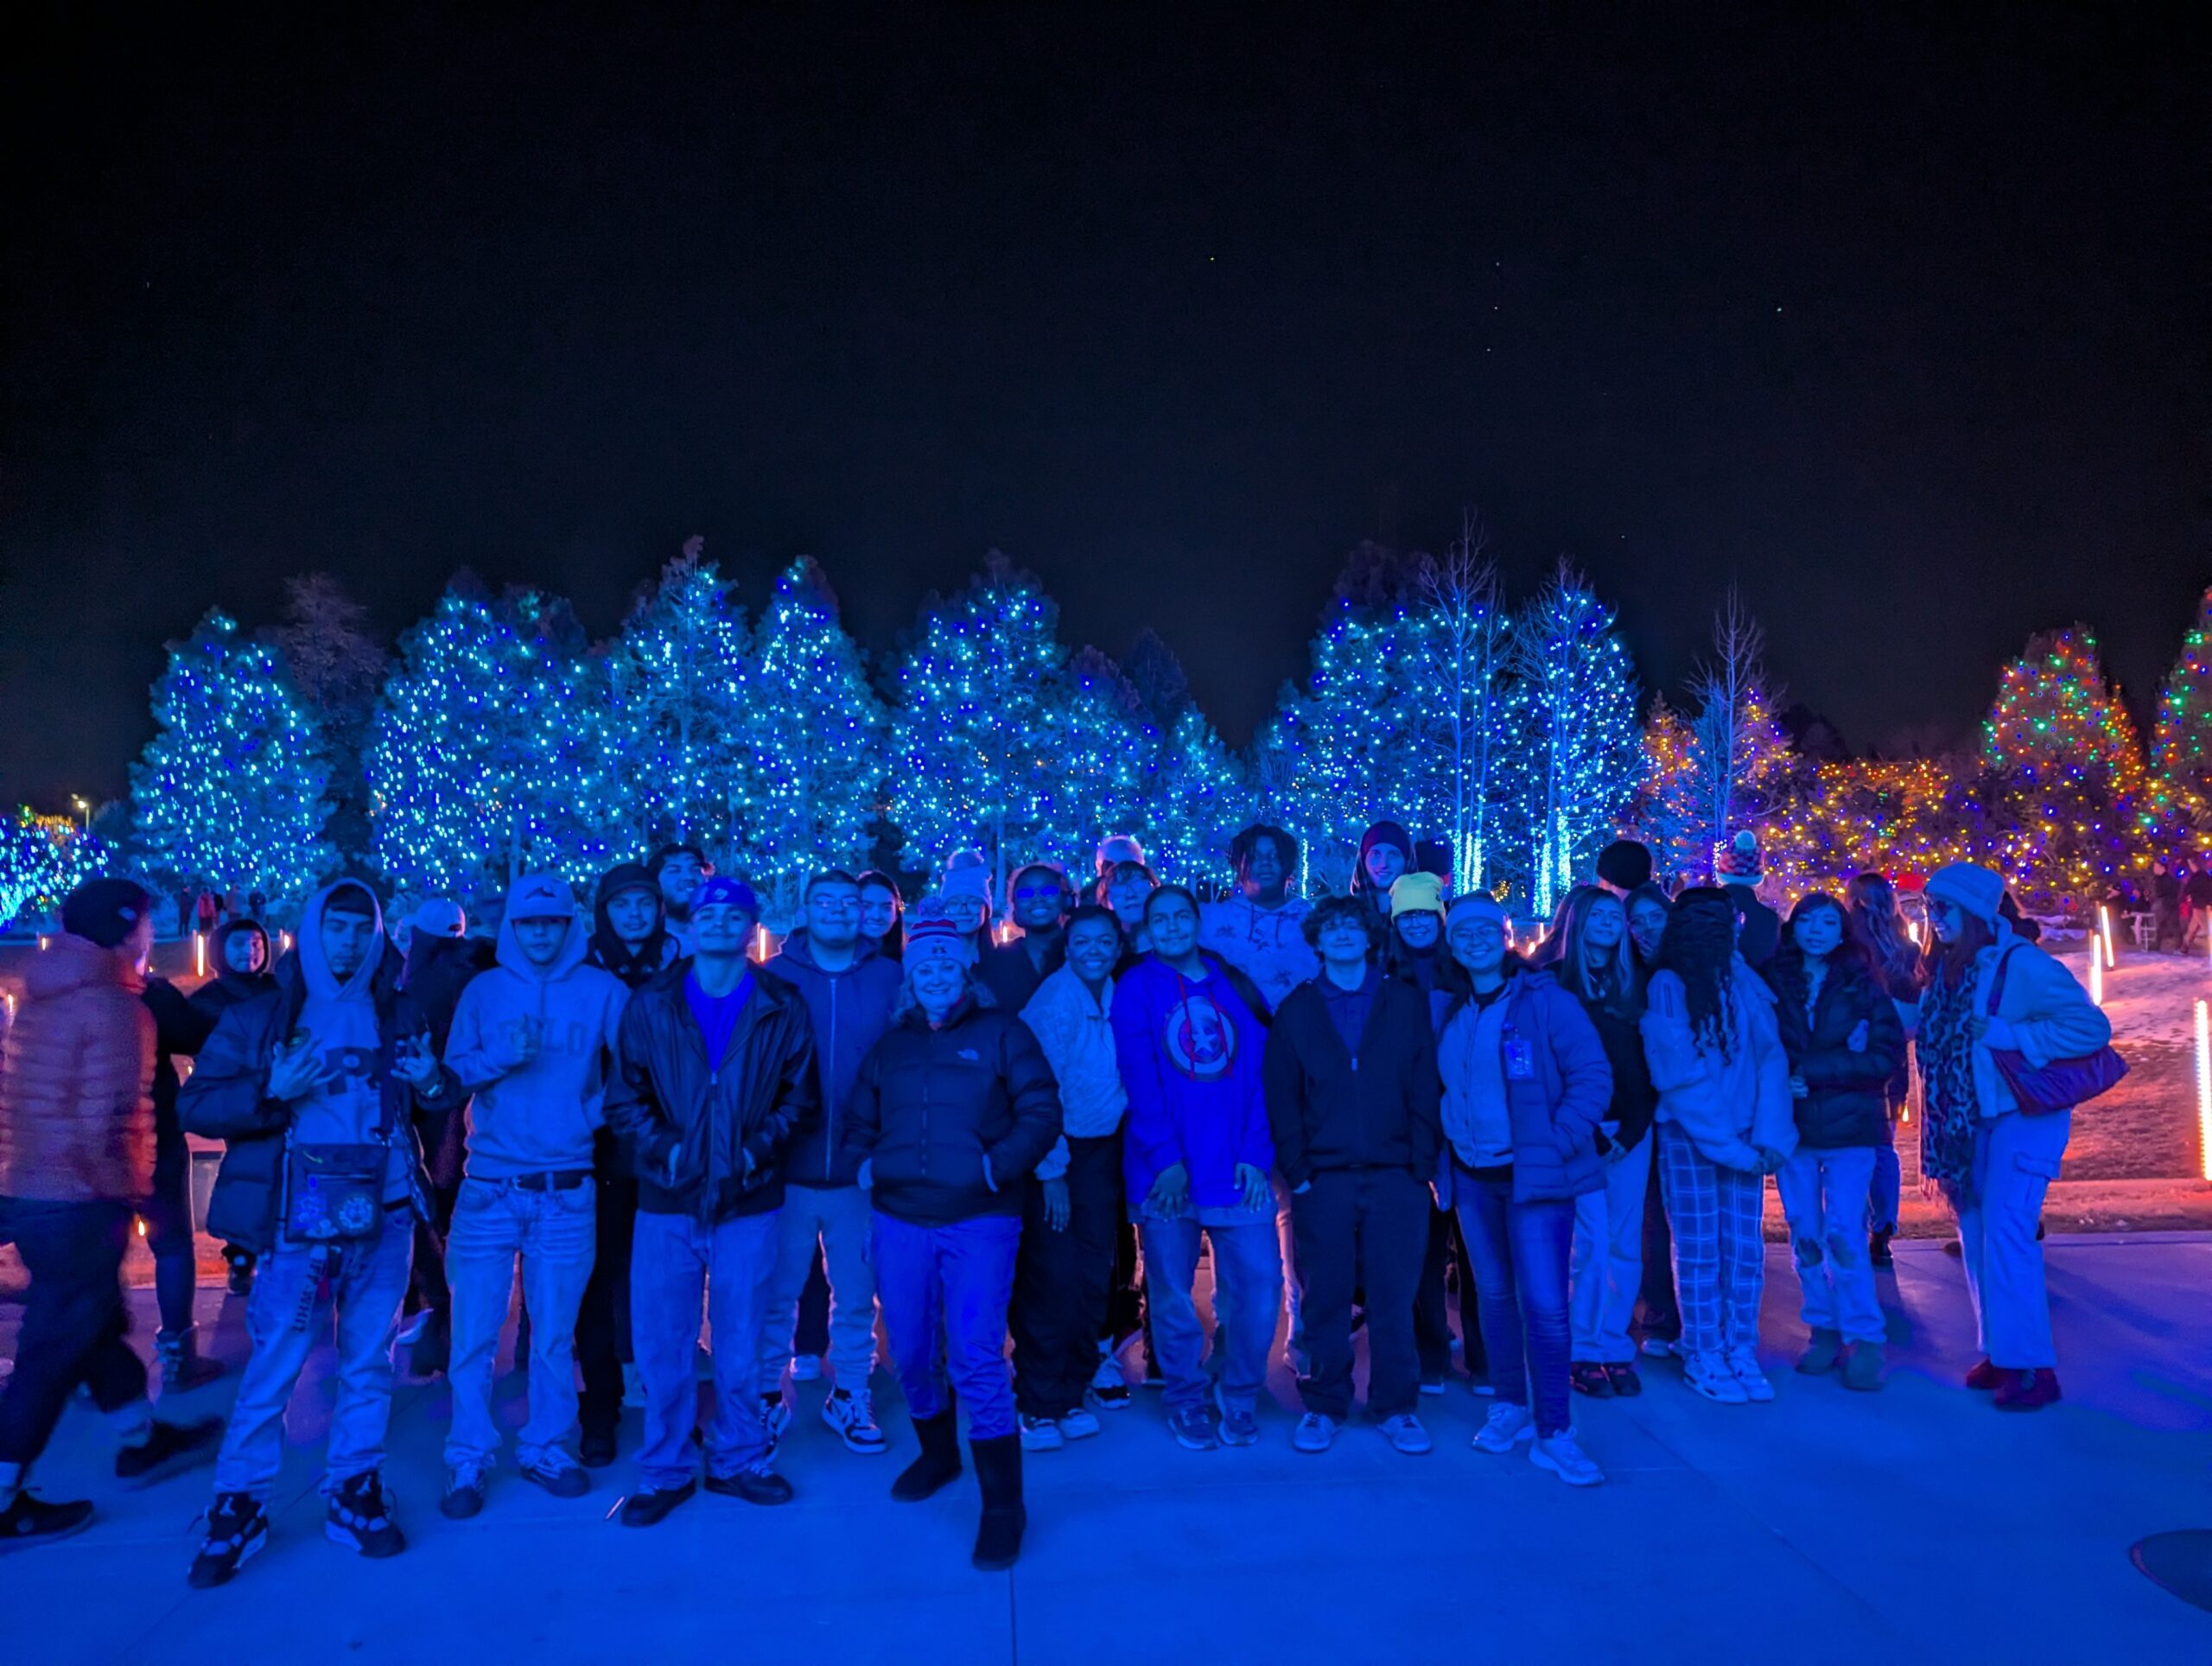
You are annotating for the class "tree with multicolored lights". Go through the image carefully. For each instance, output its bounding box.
[367,585,611,899]
[1,809,109,929]
[2154,587,2212,810]
[1508,558,1640,917]
[887,556,1066,898]
[1681,588,1798,880]
[1624,694,1706,883]
[130,608,336,900]
[601,541,756,863]
[740,557,889,911]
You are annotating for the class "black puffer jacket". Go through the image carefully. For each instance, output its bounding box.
[605,967,817,1223]
[842,993,1063,1228]
[1770,952,1906,1148]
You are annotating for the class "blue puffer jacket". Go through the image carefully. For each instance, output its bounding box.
[768,931,903,1187]
[1429,964,1613,1205]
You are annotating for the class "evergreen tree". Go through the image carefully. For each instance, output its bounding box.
[1,809,107,929]
[1624,694,1706,883]
[2153,586,2212,806]
[740,557,890,912]
[367,585,609,900]
[130,608,335,900]
[887,555,1065,897]
[1034,646,1157,876]
[1507,559,1640,917]
[601,540,754,863]
[1408,517,1514,893]
[1146,704,1253,890]
[275,573,385,865]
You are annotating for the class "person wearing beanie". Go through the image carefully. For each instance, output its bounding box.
[1414,839,1453,881]
[1265,896,1444,1458]
[939,851,995,957]
[435,874,630,1517]
[1595,840,1655,898]
[1198,823,1315,1014]
[649,843,712,958]
[843,906,1063,1571]
[1351,820,1415,920]
[1113,885,1281,1453]
[979,862,1071,1014]
[759,870,902,1461]
[575,862,677,1461]
[1916,862,2108,1411]
[0,879,223,1548]
[1639,887,1796,1408]
[604,874,817,1524]
[184,881,461,1585]
[1429,890,1614,1485]
[1714,831,1780,970]
[1384,871,1450,995]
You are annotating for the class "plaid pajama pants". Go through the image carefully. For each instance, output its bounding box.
[1656,1122,1767,1357]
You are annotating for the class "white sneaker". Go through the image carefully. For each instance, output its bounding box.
[1530,1431,1605,1487]
[1058,1406,1102,1440]
[1379,1414,1432,1455]
[760,1392,792,1440]
[821,1388,887,1454]
[1020,1415,1065,1452]
[1682,1351,1750,1404]
[1472,1402,1535,1453]
[1640,1336,1680,1359]
[789,1355,823,1383]
[1726,1346,1775,1402]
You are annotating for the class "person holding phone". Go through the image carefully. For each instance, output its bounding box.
[183,881,459,1587]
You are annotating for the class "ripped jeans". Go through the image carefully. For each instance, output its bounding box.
[1776,1147,1882,1345]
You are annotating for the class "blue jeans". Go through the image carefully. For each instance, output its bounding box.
[0,1199,147,1470]
[1138,1211,1282,1416]
[755,1183,878,1397]
[874,1211,1022,1439]
[630,1208,781,1491]
[1777,1148,1883,1344]
[1453,1167,1574,1438]
[1958,1110,2070,1369]
[443,1175,599,1471]
[213,1212,414,1499]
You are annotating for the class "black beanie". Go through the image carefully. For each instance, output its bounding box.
[62,877,151,949]
[1595,840,1654,893]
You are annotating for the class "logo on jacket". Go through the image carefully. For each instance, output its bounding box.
[957,1048,979,1062]
[1164,994,1236,1080]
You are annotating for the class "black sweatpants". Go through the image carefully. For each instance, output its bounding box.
[1413,1202,1487,1381]
[1291,1167,1429,1421]
[576,1175,638,1438]
[0,1199,146,1468]
[1010,1134,1122,1419]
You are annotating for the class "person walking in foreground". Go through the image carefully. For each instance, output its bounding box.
[1916,863,2111,1411]
[1432,893,1614,1486]
[183,881,460,1586]
[1770,893,1904,1391]
[1113,886,1282,1453]
[0,880,224,1549]
[760,870,901,1458]
[1013,906,1129,1451]
[842,910,1062,1571]
[436,874,628,1517]
[1554,887,1658,1402]
[1265,896,1443,1456]
[604,877,818,1524]
[1640,887,1796,1407]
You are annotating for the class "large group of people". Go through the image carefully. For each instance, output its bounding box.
[0,820,2110,1580]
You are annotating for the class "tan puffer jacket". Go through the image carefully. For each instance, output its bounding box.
[0,933,156,1200]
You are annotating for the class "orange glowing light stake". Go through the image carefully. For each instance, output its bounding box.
[2197,999,2212,1183]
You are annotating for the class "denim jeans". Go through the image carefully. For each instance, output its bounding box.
[874,1211,1022,1439]
[1869,1141,1902,1235]
[1656,1122,1767,1358]
[0,1199,147,1470]
[213,1211,414,1499]
[631,1208,781,1491]
[1570,1135,1653,1364]
[1138,1211,1282,1416]
[443,1175,599,1471]
[1958,1110,2070,1369]
[754,1183,878,1397]
[145,1136,199,1339]
[1453,1167,1575,1438]
[1777,1147,1883,1344]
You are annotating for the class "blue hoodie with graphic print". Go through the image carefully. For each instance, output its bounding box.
[1109,953,1274,1217]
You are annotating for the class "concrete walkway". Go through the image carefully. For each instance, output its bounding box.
[3,1238,2208,1663]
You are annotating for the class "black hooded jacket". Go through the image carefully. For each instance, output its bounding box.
[587,863,678,989]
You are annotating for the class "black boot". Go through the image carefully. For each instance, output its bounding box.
[969,1434,1025,1572]
[892,1410,963,1503]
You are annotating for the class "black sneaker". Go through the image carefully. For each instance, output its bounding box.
[188,1491,268,1587]
[1869,1228,1896,1268]
[440,1465,487,1520]
[224,1250,256,1298]
[116,1416,224,1488]
[704,1463,794,1505]
[0,1491,95,1553]
[518,1453,590,1498]
[579,1427,619,1470]
[620,1479,696,1527]
[325,1472,405,1558]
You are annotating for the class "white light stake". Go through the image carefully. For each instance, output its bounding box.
[194,932,206,978]
[2197,999,2211,1183]
[2100,905,2116,969]
[2089,948,2103,1008]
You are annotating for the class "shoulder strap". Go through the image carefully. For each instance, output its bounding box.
[1985,945,2019,1017]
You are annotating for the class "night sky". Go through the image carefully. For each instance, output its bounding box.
[3,6,2202,807]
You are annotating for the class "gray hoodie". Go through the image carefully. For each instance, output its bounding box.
[444,875,629,1178]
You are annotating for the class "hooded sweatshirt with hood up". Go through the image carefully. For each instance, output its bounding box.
[587,862,677,989]
[443,874,629,1179]
[289,884,419,1202]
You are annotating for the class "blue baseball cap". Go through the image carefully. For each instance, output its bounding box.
[690,875,760,920]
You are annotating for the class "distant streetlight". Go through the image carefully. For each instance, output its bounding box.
[70,795,89,832]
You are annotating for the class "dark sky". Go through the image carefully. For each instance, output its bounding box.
[3,5,2204,806]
